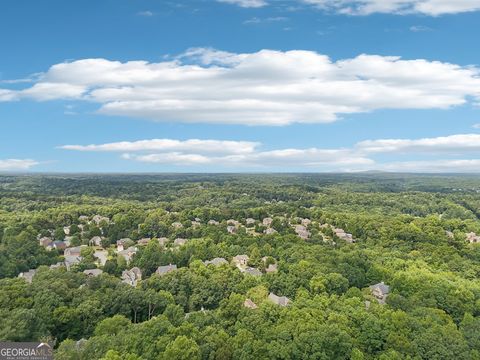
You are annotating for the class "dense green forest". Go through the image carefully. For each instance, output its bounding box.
[1,173,480,359]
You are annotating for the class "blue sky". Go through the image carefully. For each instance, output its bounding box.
[1,0,480,172]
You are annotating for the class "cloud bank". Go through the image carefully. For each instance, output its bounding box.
[60,133,480,172]
[222,0,480,15]
[2,48,480,126]
[302,0,480,15]
[357,134,480,153]
[60,139,259,155]
[0,159,39,171]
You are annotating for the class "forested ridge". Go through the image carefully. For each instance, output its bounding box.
[1,174,480,359]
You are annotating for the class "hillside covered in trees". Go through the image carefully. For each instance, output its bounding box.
[1,173,480,359]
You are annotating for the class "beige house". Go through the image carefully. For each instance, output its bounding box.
[232,255,249,270]
[268,292,290,307]
[122,267,142,286]
[243,298,258,309]
[369,282,390,304]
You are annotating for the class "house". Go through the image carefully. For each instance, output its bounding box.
[78,215,89,222]
[92,215,110,225]
[264,228,277,235]
[75,338,87,349]
[301,218,312,227]
[18,269,36,284]
[49,262,64,270]
[466,232,480,244]
[156,264,177,276]
[191,221,201,228]
[268,292,290,307]
[89,236,103,247]
[94,250,108,266]
[208,220,219,225]
[265,263,278,273]
[116,238,131,252]
[294,225,311,240]
[243,298,258,309]
[246,218,256,226]
[64,237,72,247]
[262,256,278,273]
[64,255,82,270]
[262,256,277,272]
[64,245,85,257]
[232,255,249,269]
[137,238,151,246]
[334,228,355,243]
[227,225,237,234]
[227,219,240,227]
[171,222,183,229]
[244,267,262,276]
[63,226,71,235]
[262,217,273,227]
[122,267,142,287]
[118,246,137,263]
[52,240,67,251]
[204,257,228,266]
[174,238,188,247]
[369,282,390,304]
[39,236,53,248]
[158,237,169,246]
[83,269,103,277]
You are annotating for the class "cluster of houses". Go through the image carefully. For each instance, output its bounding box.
[206,216,312,239]
[231,254,278,277]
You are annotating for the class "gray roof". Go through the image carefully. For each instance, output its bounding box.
[64,246,84,256]
[156,264,177,275]
[369,282,390,295]
[53,240,66,248]
[204,257,228,266]
[244,267,263,276]
[83,269,103,277]
[18,269,37,283]
[174,238,188,246]
[117,238,131,245]
[121,267,142,286]
[268,292,290,306]
[64,255,82,270]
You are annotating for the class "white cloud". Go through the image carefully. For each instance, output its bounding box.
[60,138,259,155]
[376,159,480,173]
[409,25,432,32]
[137,10,154,16]
[301,0,480,16]
[61,133,480,172]
[217,0,268,8]
[0,159,39,171]
[243,16,289,24]
[122,148,373,168]
[61,139,372,168]
[0,89,17,101]
[2,48,480,126]
[21,82,86,101]
[357,134,480,154]
[473,123,480,129]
